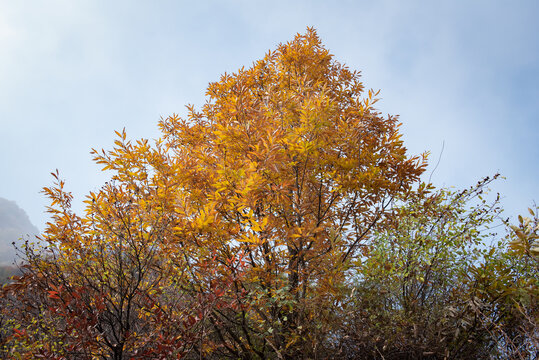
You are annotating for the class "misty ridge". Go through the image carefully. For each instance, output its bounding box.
[0,197,39,266]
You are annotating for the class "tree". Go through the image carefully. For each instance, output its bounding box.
[152,27,426,358]
[339,176,538,358]
[1,29,537,359]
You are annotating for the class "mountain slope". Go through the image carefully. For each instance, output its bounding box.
[0,197,39,265]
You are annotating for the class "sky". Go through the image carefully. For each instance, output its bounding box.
[0,0,538,232]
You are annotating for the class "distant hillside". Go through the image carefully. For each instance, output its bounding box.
[0,197,39,266]
[0,265,20,284]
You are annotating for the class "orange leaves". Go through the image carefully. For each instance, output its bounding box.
[2,29,436,359]
[193,203,217,230]
[47,285,63,300]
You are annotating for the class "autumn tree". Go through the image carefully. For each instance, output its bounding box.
[1,29,537,359]
[152,28,426,358]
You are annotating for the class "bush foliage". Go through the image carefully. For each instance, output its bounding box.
[1,29,537,359]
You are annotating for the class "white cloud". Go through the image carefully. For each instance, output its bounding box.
[0,0,537,229]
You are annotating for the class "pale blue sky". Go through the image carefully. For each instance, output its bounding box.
[1,0,538,230]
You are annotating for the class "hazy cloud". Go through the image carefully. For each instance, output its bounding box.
[0,1,537,229]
